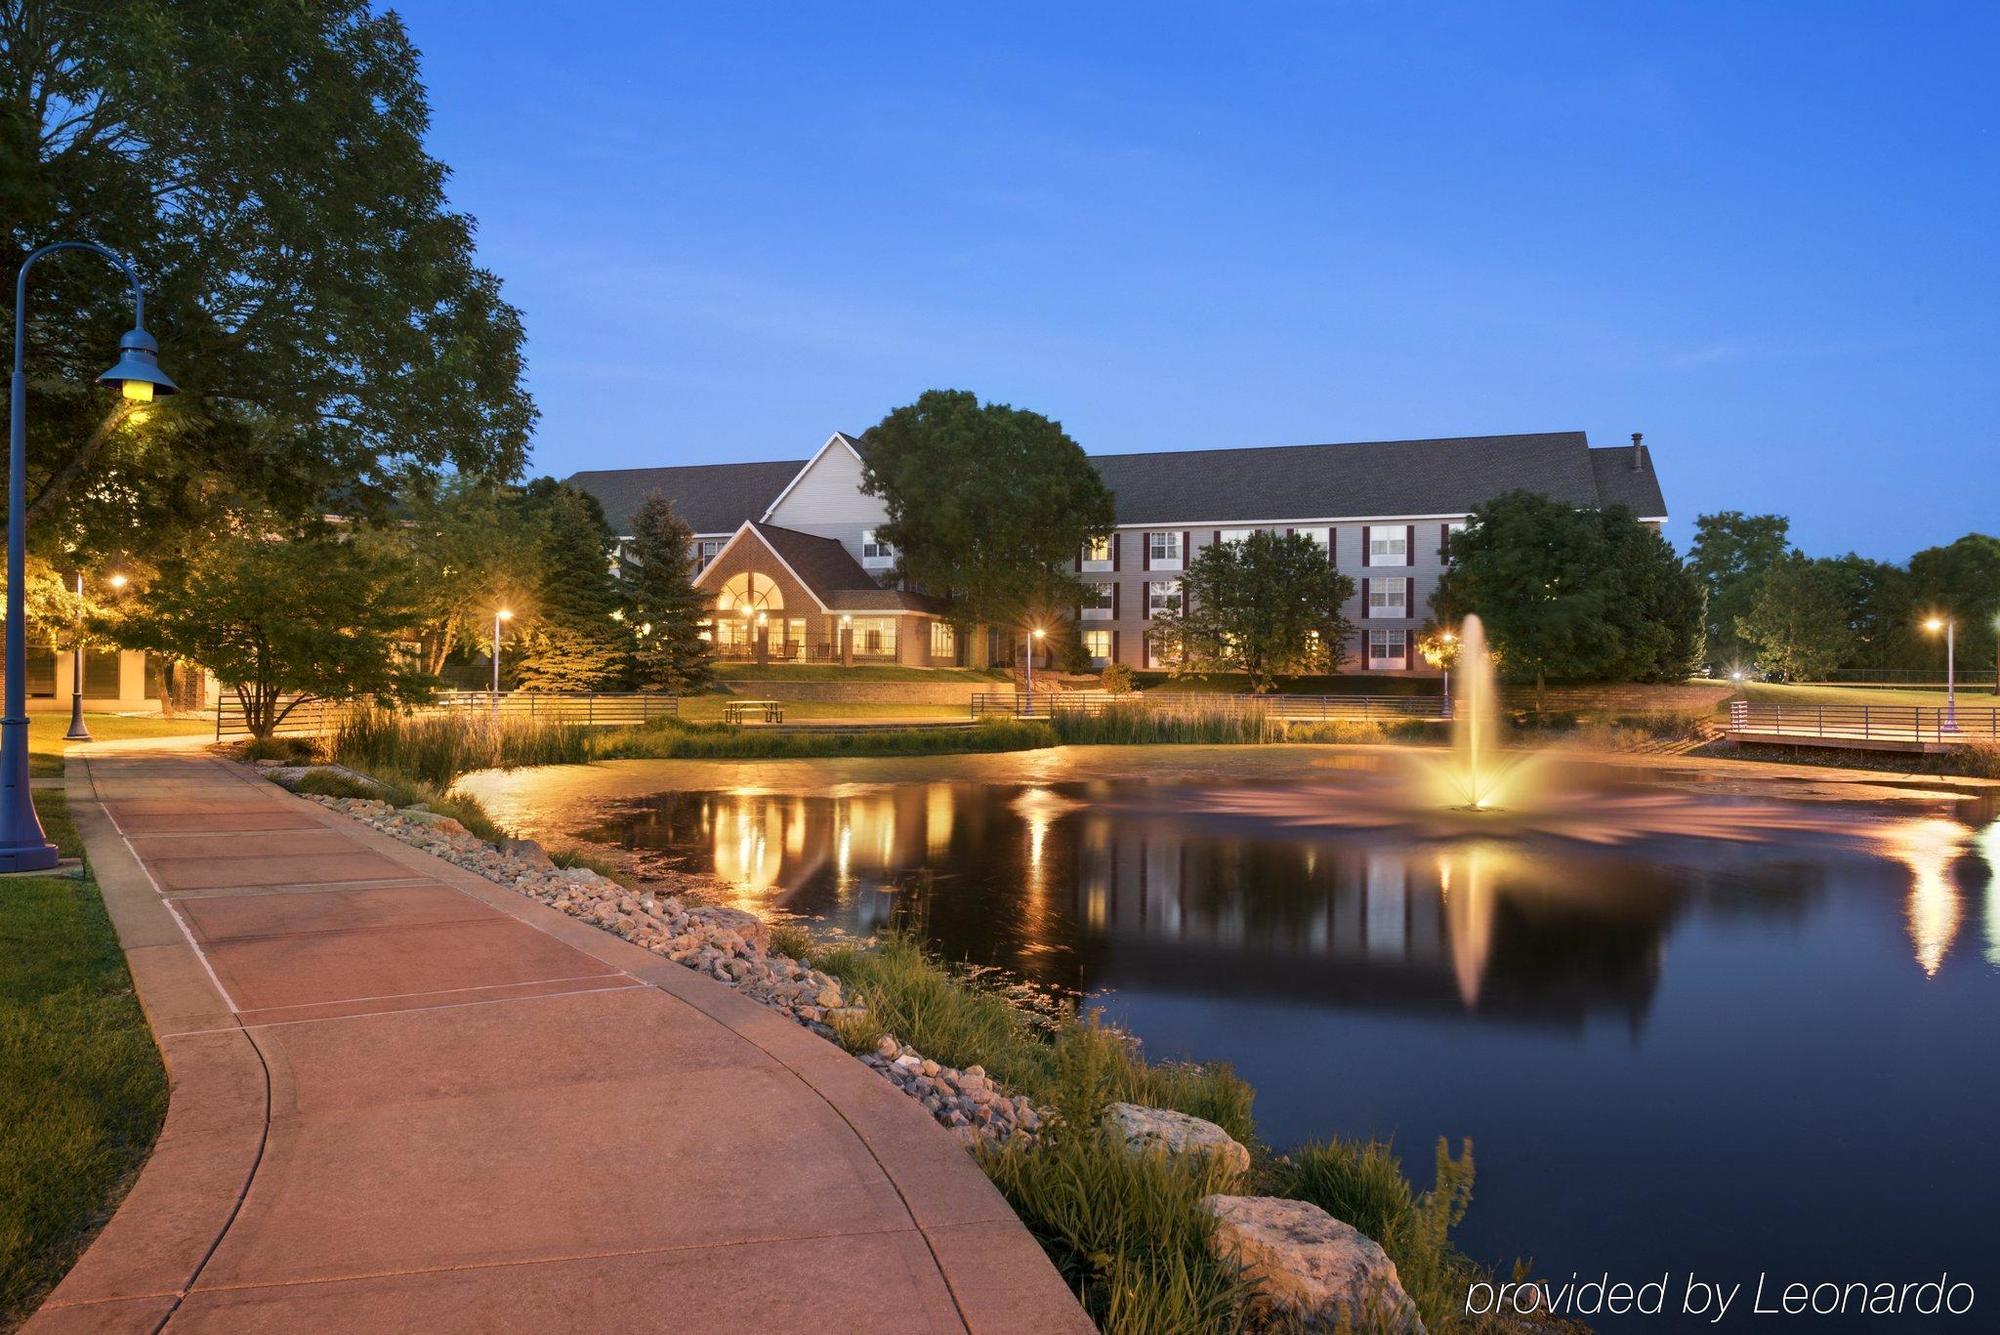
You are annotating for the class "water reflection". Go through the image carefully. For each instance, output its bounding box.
[584,778,1993,1031]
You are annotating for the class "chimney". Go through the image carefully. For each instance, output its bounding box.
[1630,431,1646,471]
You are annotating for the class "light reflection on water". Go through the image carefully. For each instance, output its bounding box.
[563,766,2000,1311]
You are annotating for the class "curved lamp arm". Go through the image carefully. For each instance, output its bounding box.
[12,240,148,375]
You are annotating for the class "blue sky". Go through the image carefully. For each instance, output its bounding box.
[394,1,1997,561]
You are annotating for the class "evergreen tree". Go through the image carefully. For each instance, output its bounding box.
[622,492,715,692]
[512,481,632,691]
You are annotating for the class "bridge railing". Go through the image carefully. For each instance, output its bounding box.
[216,690,679,741]
[1726,700,2000,745]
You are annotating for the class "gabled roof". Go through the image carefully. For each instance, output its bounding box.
[569,430,1669,535]
[566,458,807,535]
[696,521,942,613]
[1092,432,1645,524]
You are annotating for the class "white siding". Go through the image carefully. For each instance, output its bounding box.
[762,437,888,561]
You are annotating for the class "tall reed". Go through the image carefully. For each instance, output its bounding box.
[332,708,594,787]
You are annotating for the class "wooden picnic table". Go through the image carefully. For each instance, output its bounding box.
[724,699,785,724]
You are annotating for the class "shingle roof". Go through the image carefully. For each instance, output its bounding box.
[1092,432,1638,524]
[566,459,806,535]
[1587,444,1668,518]
[568,431,1668,536]
[746,522,941,613]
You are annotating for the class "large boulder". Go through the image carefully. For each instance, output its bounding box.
[1105,1102,1251,1176]
[1200,1195,1423,1333]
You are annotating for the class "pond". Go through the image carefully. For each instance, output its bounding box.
[462,748,2000,1320]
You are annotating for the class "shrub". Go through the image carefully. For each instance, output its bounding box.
[332,709,593,787]
[280,769,381,801]
[1100,662,1136,694]
[1050,699,1271,745]
[237,734,320,763]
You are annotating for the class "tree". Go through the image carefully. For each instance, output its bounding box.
[621,491,714,693]
[1737,555,1857,682]
[113,524,433,737]
[1,1,534,568]
[1907,533,2000,673]
[858,389,1114,629]
[1432,491,1706,686]
[1686,512,1791,670]
[1149,530,1357,690]
[511,481,633,692]
[368,477,541,678]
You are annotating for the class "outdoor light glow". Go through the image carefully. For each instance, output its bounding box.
[108,574,127,590]
[1925,617,1945,632]
[1031,627,1046,639]
[121,379,153,403]
[496,608,513,621]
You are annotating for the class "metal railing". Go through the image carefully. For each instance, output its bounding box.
[1726,700,2000,746]
[970,691,1447,721]
[216,690,679,740]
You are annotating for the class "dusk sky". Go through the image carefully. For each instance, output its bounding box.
[395,1,1997,561]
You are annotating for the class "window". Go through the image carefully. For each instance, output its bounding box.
[1369,529,1408,565]
[1219,528,1255,544]
[1081,581,1114,619]
[861,530,895,567]
[697,538,724,570]
[1081,629,1112,665]
[1147,531,1181,564]
[1368,581,1408,614]
[850,616,897,657]
[1367,629,1407,665]
[1082,534,1112,565]
[1299,527,1330,550]
[1147,580,1182,618]
[1441,520,1468,563]
[929,621,956,660]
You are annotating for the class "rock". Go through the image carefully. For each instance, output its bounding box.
[1200,1196,1423,1333]
[1105,1103,1251,1176]
[398,809,471,838]
[873,1036,900,1060]
[499,837,556,869]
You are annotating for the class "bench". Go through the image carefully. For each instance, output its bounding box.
[724,699,785,724]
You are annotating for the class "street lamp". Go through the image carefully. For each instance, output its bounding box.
[64,570,100,741]
[1440,629,1457,720]
[491,609,513,717]
[6,242,175,871]
[1923,616,1958,732]
[1025,625,1047,705]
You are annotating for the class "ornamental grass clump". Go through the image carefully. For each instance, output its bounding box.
[1049,699,1271,746]
[332,708,594,786]
[1269,1135,1480,1333]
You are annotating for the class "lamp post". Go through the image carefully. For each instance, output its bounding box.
[1440,630,1456,720]
[6,243,175,871]
[1025,626,1046,708]
[1924,616,1958,732]
[491,609,513,717]
[63,571,90,741]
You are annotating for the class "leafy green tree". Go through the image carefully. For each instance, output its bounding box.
[1686,512,1791,670]
[858,389,1114,629]
[511,481,632,692]
[1817,553,1916,671]
[1149,530,1357,690]
[1736,554,1856,682]
[1,0,534,568]
[1907,533,2000,673]
[1432,491,1706,686]
[368,477,541,678]
[621,491,714,693]
[113,523,433,737]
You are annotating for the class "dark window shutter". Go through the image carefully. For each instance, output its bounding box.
[1112,582,1121,619]
[1143,533,1152,571]
[1182,530,1191,562]
[1074,548,1081,573]
[1439,523,1450,559]
[1212,529,1221,546]
[1361,577,1371,620]
[1362,526,1372,567]
[1406,524,1416,560]
[1405,576,1414,616]
[1112,533,1121,571]
[1112,630,1121,664]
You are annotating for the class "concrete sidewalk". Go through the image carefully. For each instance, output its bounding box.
[29,750,1090,1334]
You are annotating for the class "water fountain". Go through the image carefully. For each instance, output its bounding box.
[1421,613,1540,811]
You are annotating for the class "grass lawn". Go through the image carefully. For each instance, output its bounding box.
[1133,671,1440,696]
[715,663,1006,683]
[0,791,167,1324]
[27,713,214,777]
[677,696,969,724]
[1741,681,1999,711]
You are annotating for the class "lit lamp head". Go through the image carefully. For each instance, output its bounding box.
[1031,626,1046,641]
[98,327,178,404]
[107,573,128,592]
[1924,616,1946,634]
[496,608,513,623]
